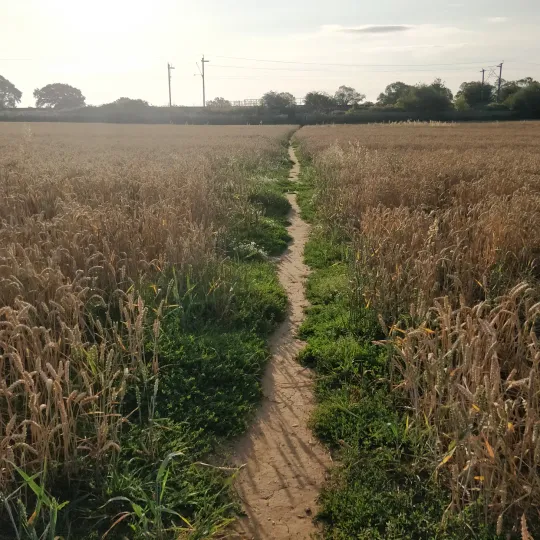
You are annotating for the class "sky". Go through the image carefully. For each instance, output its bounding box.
[2,0,540,107]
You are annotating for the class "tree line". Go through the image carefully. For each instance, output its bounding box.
[0,79,149,110]
[1,75,540,117]
[212,79,540,117]
[0,79,87,109]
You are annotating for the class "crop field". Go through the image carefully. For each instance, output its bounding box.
[0,122,295,538]
[2,120,540,539]
[294,122,540,538]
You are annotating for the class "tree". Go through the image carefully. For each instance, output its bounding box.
[500,77,538,102]
[398,80,453,114]
[334,85,365,106]
[456,81,494,108]
[505,82,540,117]
[454,95,470,111]
[431,78,453,101]
[111,97,149,107]
[206,97,231,108]
[33,83,86,109]
[377,81,413,106]
[261,91,295,109]
[0,75,22,108]
[304,91,336,111]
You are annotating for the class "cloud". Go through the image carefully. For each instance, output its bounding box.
[487,17,508,23]
[302,24,469,51]
[339,25,412,34]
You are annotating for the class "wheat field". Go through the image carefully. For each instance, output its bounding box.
[296,122,540,535]
[0,122,294,535]
[3,120,540,537]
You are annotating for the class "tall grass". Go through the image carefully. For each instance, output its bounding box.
[296,122,540,534]
[0,122,294,536]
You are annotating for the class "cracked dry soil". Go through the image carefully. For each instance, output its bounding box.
[229,142,331,539]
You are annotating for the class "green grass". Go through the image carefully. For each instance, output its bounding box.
[318,447,499,540]
[295,161,318,223]
[231,216,291,257]
[295,155,503,540]
[249,185,291,220]
[227,174,294,259]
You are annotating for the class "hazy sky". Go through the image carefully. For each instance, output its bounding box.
[2,0,540,106]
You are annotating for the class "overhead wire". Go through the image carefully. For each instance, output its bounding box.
[212,55,507,68]
[210,63,506,74]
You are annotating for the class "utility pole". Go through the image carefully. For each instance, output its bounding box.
[480,68,485,102]
[201,55,210,107]
[167,63,175,107]
[497,62,504,102]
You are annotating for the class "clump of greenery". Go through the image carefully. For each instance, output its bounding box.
[231,216,291,257]
[292,146,318,223]
[226,174,293,258]
[248,182,291,220]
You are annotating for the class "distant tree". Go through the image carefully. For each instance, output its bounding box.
[431,78,453,101]
[33,83,86,109]
[505,82,540,117]
[454,94,470,111]
[456,81,494,108]
[111,97,149,107]
[500,77,538,102]
[377,81,413,106]
[304,91,336,111]
[0,75,22,108]
[206,97,231,108]
[334,85,365,106]
[398,80,453,114]
[261,91,296,109]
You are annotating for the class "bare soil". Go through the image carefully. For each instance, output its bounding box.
[229,143,331,539]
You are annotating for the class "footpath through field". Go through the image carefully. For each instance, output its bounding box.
[230,139,331,539]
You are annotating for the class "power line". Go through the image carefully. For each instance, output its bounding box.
[212,55,505,68]
[210,63,505,74]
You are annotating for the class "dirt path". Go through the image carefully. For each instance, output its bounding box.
[230,142,331,539]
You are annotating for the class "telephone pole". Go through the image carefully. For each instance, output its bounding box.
[167,63,175,107]
[497,62,504,102]
[480,68,485,102]
[201,55,210,107]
